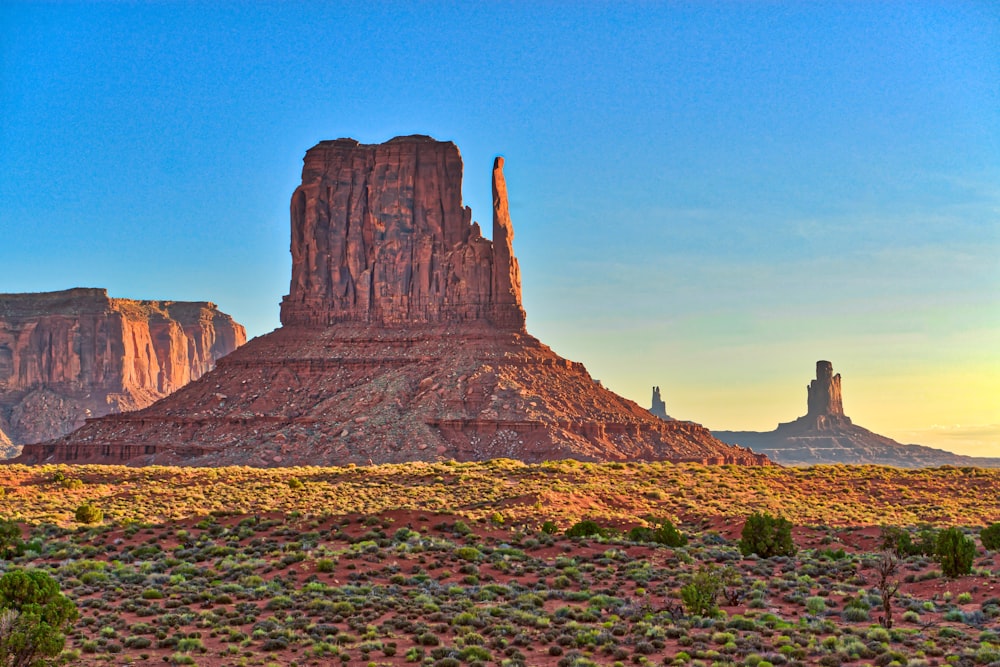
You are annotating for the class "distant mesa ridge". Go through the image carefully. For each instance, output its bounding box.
[0,288,245,456]
[714,360,1000,468]
[16,135,767,467]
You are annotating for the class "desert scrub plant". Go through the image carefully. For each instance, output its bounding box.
[936,527,976,578]
[565,520,612,539]
[980,522,1000,551]
[627,518,687,547]
[74,503,104,524]
[680,564,727,617]
[739,512,796,558]
[880,524,937,557]
[0,518,25,559]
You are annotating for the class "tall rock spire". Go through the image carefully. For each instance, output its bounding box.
[807,360,845,418]
[649,386,670,420]
[490,157,525,329]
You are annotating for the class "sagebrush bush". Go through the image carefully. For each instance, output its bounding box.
[936,527,975,578]
[74,503,104,524]
[680,564,723,617]
[980,523,1000,551]
[739,512,796,558]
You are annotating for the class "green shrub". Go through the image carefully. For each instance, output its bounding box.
[287,478,304,489]
[0,518,24,559]
[739,512,796,558]
[628,518,687,547]
[0,568,79,666]
[454,547,481,561]
[936,527,975,578]
[316,558,336,573]
[805,596,827,615]
[566,520,610,539]
[540,521,558,535]
[981,523,1000,551]
[680,564,724,617]
[74,503,104,525]
[881,524,937,557]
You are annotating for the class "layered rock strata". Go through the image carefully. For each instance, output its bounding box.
[715,361,1000,467]
[0,288,245,451]
[18,136,768,467]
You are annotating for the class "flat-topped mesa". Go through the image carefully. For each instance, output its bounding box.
[0,288,245,448]
[279,136,526,331]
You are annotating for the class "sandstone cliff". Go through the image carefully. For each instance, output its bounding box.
[0,288,246,449]
[280,136,525,330]
[18,136,767,467]
[715,361,1000,467]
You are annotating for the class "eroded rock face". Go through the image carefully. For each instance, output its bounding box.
[714,360,1000,468]
[0,288,245,448]
[807,360,846,423]
[280,136,525,330]
[649,386,670,420]
[18,137,768,467]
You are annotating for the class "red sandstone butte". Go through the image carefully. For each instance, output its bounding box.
[714,361,1000,468]
[0,288,245,453]
[17,136,768,467]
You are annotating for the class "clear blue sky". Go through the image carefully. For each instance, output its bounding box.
[2,2,998,455]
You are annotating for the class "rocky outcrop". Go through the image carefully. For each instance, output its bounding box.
[279,136,525,330]
[0,288,245,450]
[806,360,847,426]
[18,136,768,468]
[649,386,670,420]
[715,361,1000,468]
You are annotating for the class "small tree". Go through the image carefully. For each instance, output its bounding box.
[980,523,1000,552]
[0,520,24,560]
[936,527,975,578]
[0,568,78,666]
[872,551,900,629]
[680,564,724,617]
[739,512,796,558]
[881,524,938,557]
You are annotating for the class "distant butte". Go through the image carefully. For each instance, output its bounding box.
[649,386,671,420]
[714,360,1000,468]
[17,136,768,467]
[0,288,245,456]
